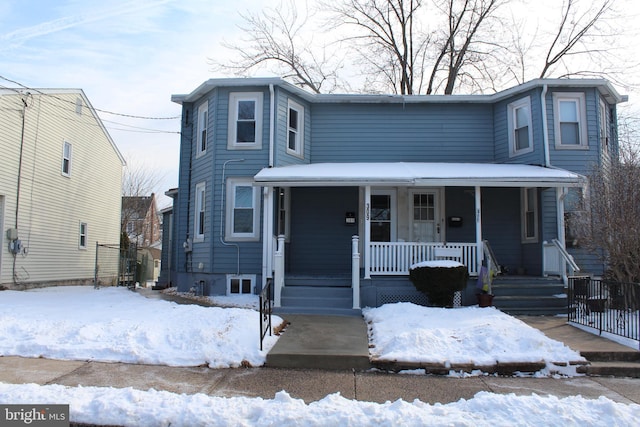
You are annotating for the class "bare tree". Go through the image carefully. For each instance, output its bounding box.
[426,0,504,94]
[538,0,613,79]
[217,0,627,95]
[571,144,640,283]
[211,0,344,93]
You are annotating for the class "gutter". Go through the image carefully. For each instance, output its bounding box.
[541,84,551,167]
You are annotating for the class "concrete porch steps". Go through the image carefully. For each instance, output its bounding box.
[577,350,640,377]
[274,276,360,316]
[492,276,567,316]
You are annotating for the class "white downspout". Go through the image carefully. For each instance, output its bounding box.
[262,84,276,289]
[541,84,551,167]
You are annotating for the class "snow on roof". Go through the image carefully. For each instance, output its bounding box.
[254,162,585,187]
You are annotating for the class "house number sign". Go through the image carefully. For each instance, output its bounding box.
[365,203,370,220]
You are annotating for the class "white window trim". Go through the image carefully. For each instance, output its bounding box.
[553,92,588,149]
[79,222,88,249]
[286,99,304,158]
[194,182,206,242]
[196,101,208,157]
[507,96,534,157]
[62,141,72,177]
[277,187,291,242]
[226,274,256,295]
[599,99,609,155]
[226,177,261,241]
[228,92,263,150]
[521,188,538,243]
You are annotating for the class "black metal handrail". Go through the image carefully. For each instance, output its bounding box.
[568,276,640,349]
[259,278,273,351]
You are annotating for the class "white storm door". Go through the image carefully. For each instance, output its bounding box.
[370,190,396,242]
[410,189,442,242]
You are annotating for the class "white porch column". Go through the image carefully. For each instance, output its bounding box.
[364,185,371,279]
[475,186,483,273]
[556,187,568,282]
[273,235,285,307]
[261,187,274,289]
[352,235,360,309]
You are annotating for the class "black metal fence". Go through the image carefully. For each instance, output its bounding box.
[259,278,273,351]
[94,243,138,289]
[568,276,640,348]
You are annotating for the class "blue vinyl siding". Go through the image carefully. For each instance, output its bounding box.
[288,187,359,274]
[310,103,495,163]
[274,88,311,166]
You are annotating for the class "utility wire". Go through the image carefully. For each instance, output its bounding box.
[0,74,180,120]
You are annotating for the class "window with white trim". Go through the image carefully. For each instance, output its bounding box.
[508,97,533,156]
[228,92,263,149]
[287,100,304,157]
[599,99,609,155]
[226,178,260,241]
[277,187,290,240]
[226,274,255,295]
[553,92,588,148]
[79,222,87,249]
[194,182,206,241]
[196,101,208,156]
[521,188,538,243]
[62,141,72,176]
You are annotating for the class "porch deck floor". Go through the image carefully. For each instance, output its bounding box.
[266,314,371,370]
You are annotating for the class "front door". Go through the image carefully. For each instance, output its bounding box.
[370,190,396,242]
[410,189,442,242]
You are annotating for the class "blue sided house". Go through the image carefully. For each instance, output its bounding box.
[161,77,627,315]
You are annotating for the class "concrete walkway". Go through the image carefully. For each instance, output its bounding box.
[1,356,640,405]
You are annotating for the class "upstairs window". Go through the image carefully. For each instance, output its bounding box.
[79,222,87,249]
[287,100,304,157]
[62,141,72,176]
[508,97,533,156]
[194,182,206,241]
[599,99,609,155]
[521,188,538,243]
[196,101,208,156]
[228,92,263,149]
[554,93,588,148]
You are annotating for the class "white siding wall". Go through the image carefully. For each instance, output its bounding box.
[0,91,124,287]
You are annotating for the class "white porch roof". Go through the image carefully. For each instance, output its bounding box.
[254,162,585,187]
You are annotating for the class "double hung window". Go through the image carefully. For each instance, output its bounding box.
[287,100,304,157]
[508,97,533,156]
[226,178,260,240]
[196,101,208,156]
[194,182,206,241]
[553,93,587,148]
[228,92,263,149]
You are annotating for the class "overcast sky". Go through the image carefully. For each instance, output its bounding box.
[1,0,638,209]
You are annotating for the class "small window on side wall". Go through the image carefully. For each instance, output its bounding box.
[194,182,206,241]
[79,222,88,249]
[62,141,72,176]
[196,101,208,156]
[287,100,304,157]
[521,188,538,243]
[508,97,533,157]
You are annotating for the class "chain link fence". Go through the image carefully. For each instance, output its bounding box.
[94,243,138,289]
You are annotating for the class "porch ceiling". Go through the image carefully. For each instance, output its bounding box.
[254,162,585,188]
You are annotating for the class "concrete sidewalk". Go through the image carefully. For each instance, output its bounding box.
[1,356,640,405]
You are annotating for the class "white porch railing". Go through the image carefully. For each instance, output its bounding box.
[368,242,479,276]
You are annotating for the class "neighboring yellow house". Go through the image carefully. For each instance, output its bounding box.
[0,89,125,289]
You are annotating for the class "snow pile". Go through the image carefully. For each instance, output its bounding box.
[364,303,584,368]
[0,286,282,368]
[0,383,638,427]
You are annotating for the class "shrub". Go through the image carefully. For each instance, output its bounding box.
[409,264,469,307]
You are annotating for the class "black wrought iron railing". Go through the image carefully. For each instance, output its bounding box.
[259,278,273,351]
[568,276,640,348]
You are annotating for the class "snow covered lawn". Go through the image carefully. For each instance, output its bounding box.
[0,286,638,426]
[364,302,584,374]
[0,286,282,368]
